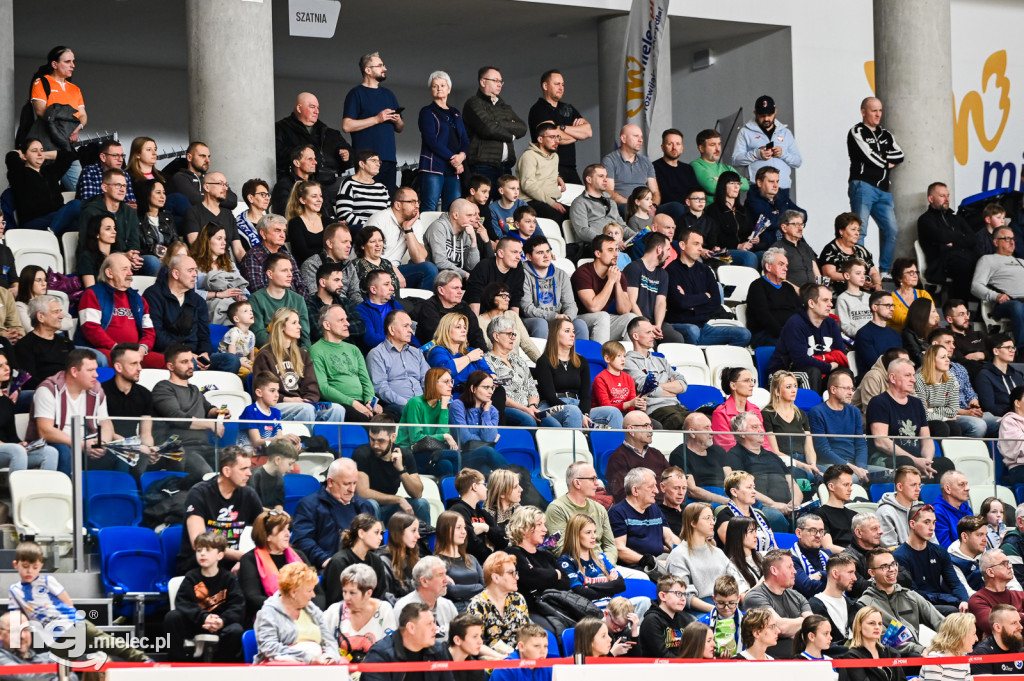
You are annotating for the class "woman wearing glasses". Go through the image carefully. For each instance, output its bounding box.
[236,178,270,250]
[888,257,932,333]
[711,367,773,452]
[466,551,531,653]
[484,315,561,428]
[506,506,571,633]
[477,282,541,362]
[447,369,508,479]
[977,333,1024,418]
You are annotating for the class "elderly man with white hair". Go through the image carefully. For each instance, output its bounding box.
[729,411,798,512]
[291,458,375,568]
[609,467,680,576]
[969,549,1024,638]
[239,213,307,296]
[393,556,459,640]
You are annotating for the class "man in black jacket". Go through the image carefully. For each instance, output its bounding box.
[274,92,351,182]
[972,604,1024,675]
[413,270,487,349]
[463,67,527,191]
[918,182,975,298]
[747,246,801,348]
[362,603,455,681]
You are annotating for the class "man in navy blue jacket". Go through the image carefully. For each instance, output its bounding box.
[291,458,374,569]
[933,470,973,548]
[893,503,970,615]
[768,283,846,393]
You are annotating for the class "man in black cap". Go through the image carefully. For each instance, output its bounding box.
[731,94,802,204]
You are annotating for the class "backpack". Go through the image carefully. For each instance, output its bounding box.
[506,464,548,511]
[14,78,49,149]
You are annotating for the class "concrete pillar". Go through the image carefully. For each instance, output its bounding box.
[597,14,672,159]
[185,0,275,188]
[873,0,954,260]
[0,0,14,193]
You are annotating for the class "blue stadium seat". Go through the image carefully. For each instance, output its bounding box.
[870,483,894,503]
[495,428,540,472]
[283,473,321,515]
[774,532,798,549]
[97,526,168,615]
[561,627,575,656]
[754,346,775,386]
[920,484,942,504]
[209,324,230,350]
[547,628,561,657]
[96,367,115,384]
[440,477,458,505]
[590,430,625,478]
[84,471,142,531]
[315,423,367,458]
[532,476,553,503]
[160,525,183,581]
[622,578,656,600]
[242,629,258,663]
[140,471,188,495]
[678,384,724,411]
[576,339,606,380]
[795,388,823,411]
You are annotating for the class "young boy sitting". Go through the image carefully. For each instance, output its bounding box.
[466,175,496,245]
[592,341,646,414]
[835,258,873,339]
[218,300,256,377]
[509,205,538,246]
[698,575,743,659]
[239,371,303,451]
[164,532,245,662]
[602,596,642,655]
[9,541,150,662]
[489,175,528,239]
[490,623,552,681]
[249,441,297,510]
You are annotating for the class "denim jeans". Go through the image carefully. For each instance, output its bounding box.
[544,397,624,431]
[367,496,432,525]
[75,346,109,368]
[524,316,589,341]
[277,401,346,423]
[138,255,161,276]
[419,172,461,212]
[53,443,72,477]
[414,448,460,479]
[758,504,791,534]
[849,180,898,272]
[671,322,752,347]
[60,160,82,193]
[956,414,989,439]
[200,353,242,374]
[465,164,512,193]
[24,199,81,233]
[0,442,58,471]
[727,249,759,269]
[398,261,439,291]
[537,401,585,428]
[993,299,1024,348]
[463,446,508,479]
[505,407,560,429]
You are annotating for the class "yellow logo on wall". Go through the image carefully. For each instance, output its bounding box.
[865,50,1010,166]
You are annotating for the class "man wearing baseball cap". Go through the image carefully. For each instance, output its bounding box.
[731,94,803,204]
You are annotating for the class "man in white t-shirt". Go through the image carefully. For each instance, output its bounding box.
[26,348,119,477]
[364,186,438,291]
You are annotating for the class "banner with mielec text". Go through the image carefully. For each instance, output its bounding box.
[622,0,670,141]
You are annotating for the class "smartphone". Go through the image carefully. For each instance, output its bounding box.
[394,107,405,115]
[369,396,379,410]
[765,140,775,150]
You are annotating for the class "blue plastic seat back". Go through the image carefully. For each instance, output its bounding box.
[440,477,458,505]
[920,484,942,504]
[161,525,184,581]
[532,476,553,503]
[590,430,626,478]
[495,428,540,472]
[795,388,823,410]
[870,483,895,503]
[315,423,368,458]
[562,628,576,656]
[622,578,656,600]
[209,324,230,350]
[679,384,724,411]
[242,629,258,663]
[754,346,775,386]
[85,471,142,530]
[547,628,561,657]
[774,532,798,550]
[283,473,321,515]
[98,526,165,594]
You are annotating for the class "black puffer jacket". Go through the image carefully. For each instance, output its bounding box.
[462,91,527,168]
[274,112,352,181]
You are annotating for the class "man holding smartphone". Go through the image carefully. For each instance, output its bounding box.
[731,94,803,204]
[343,51,403,192]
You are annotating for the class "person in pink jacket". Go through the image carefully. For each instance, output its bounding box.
[711,367,775,452]
[998,385,1024,485]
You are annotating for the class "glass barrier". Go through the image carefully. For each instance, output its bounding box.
[55,414,1020,573]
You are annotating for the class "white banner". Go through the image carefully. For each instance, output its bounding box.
[288,0,341,38]
[622,0,670,140]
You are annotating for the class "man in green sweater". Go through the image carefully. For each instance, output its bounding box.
[545,460,619,563]
[690,128,749,204]
[250,252,311,348]
[310,304,382,423]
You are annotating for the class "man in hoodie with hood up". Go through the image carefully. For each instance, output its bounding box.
[515,122,564,223]
[876,465,923,547]
[767,283,846,394]
[731,95,802,203]
[975,332,1024,417]
[519,234,587,340]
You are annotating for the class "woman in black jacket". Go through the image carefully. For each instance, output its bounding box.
[505,505,570,631]
[5,138,76,231]
[320,513,392,605]
[839,606,907,681]
[237,509,322,622]
[449,467,507,564]
[901,297,939,368]
[136,179,178,259]
[705,170,758,269]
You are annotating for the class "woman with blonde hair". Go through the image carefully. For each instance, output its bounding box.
[254,562,340,664]
[484,469,522,532]
[433,510,484,610]
[427,312,491,388]
[920,613,978,681]
[666,502,730,613]
[762,369,821,479]
[506,506,570,631]
[252,307,346,422]
[839,606,907,681]
[557,513,625,609]
[285,179,326,264]
[915,343,982,438]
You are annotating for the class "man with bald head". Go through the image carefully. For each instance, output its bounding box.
[183,170,246,261]
[291,457,374,568]
[602,124,660,209]
[424,198,492,278]
[275,91,351,182]
[0,611,73,680]
[847,97,904,276]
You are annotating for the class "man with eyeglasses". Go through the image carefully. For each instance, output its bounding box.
[75,140,136,206]
[545,461,619,561]
[77,168,156,274]
[893,504,969,615]
[973,227,1024,349]
[463,66,527,191]
[515,123,565,223]
[342,52,403,192]
[853,291,901,375]
[857,547,943,655]
[969,549,1024,638]
[365,186,438,292]
[638,575,696,657]
[741,548,813,658]
[183,171,246,261]
[810,370,873,484]
[609,467,680,575]
[791,514,830,598]
[975,332,1024,417]
[777,209,819,287]
[606,411,669,504]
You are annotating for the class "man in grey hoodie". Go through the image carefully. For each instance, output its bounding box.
[520,234,587,340]
[857,547,945,655]
[424,199,490,278]
[877,465,923,547]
